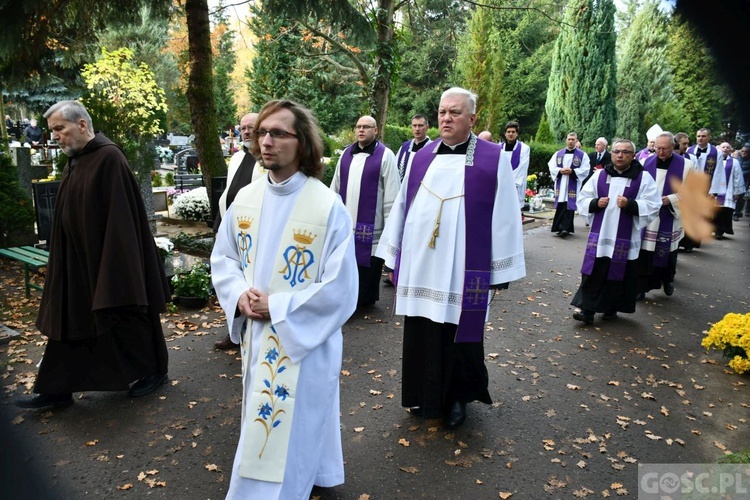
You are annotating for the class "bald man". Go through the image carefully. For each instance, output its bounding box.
[331,116,400,307]
[213,112,260,350]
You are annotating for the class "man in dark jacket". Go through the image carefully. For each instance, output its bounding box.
[16,101,170,410]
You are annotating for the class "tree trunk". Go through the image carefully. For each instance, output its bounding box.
[185,0,225,194]
[371,0,395,141]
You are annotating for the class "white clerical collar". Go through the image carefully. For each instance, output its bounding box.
[267,170,307,195]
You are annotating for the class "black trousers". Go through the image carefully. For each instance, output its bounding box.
[402,316,492,418]
[357,256,384,306]
[571,258,638,314]
[636,249,678,293]
[551,205,575,233]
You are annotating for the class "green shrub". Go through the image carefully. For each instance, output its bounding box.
[164,172,175,186]
[0,154,36,246]
[535,113,555,144]
[151,170,163,187]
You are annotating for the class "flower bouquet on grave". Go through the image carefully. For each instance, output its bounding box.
[701,312,750,374]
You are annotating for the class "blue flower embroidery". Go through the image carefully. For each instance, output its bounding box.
[254,333,293,459]
[274,385,290,401]
[265,347,279,363]
[258,402,272,420]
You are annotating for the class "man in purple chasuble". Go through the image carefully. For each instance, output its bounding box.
[571,139,660,325]
[636,132,692,300]
[376,88,525,429]
[331,115,400,307]
[547,132,590,236]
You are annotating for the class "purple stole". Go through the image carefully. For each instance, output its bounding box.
[500,141,522,170]
[339,141,386,267]
[688,145,718,177]
[642,154,685,267]
[554,148,585,210]
[716,157,735,205]
[396,140,413,179]
[582,169,644,281]
[398,136,498,343]
[636,148,652,163]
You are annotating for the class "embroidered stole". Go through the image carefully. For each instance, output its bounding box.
[642,154,685,267]
[397,139,414,180]
[554,148,585,210]
[339,142,385,267]
[582,170,643,281]
[231,177,334,482]
[688,145,718,177]
[398,135,498,343]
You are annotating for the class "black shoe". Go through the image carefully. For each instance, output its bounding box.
[559,230,570,237]
[408,406,424,416]
[383,277,394,287]
[602,312,618,321]
[444,401,467,429]
[663,282,674,296]
[128,373,168,397]
[635,292,646,301]
[572,311,593,325]
[16,393,73,410]
[214,334,237,350]
[733,215,740,222]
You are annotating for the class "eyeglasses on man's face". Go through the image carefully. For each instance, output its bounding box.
[611,149,634,155]
[255,128,297,140]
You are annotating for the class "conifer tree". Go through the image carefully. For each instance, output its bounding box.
[545,0,617,143]
[615,1,672,144]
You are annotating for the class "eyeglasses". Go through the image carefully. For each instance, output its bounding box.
[355,125,375,130]
[256,128,297,140]
[611,149,634,155]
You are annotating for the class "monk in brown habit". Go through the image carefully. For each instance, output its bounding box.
[16,101,170,410]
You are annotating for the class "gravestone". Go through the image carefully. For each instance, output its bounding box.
[185,155,199,173]
[12,146,46,197]
[32,181,61,244]
[139,174,160,234]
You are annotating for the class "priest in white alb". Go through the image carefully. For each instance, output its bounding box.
[636,132,693,300]
[376,87,525,429]
[547,131,590,236]
[499,120,531,208]
[572,139,660,325]
[211,100,357,499]
[330,115,400,307]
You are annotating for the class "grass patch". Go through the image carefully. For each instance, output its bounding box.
[719,449,750,464]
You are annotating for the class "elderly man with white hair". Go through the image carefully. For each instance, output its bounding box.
[376,87,525,429]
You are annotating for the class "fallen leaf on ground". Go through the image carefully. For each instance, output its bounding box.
[398,438,410,447]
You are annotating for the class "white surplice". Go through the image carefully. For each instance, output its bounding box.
[500,140,531,207]
[710,156,746,209]
[330,143,401,254]
[375,151,526,325]
[641,157,693,253]
[211,172,358,500]
[547,150,591,205]
[218,149,265,218]
[578,168,661,260]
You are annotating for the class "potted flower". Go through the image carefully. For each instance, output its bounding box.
[701,312,750,374]
[171,262,212,308]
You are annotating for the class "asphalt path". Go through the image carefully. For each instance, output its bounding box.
[1,216,748,499]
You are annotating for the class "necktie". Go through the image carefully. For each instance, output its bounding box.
[597,153,602,163]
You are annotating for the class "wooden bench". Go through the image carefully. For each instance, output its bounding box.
[175,174,204,191]
[0,246,50,297]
